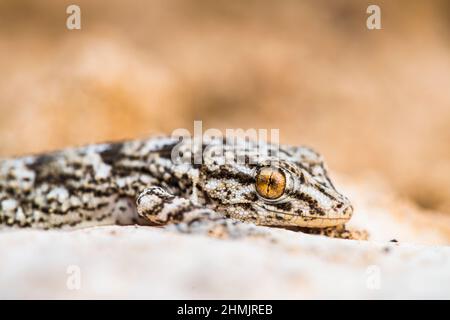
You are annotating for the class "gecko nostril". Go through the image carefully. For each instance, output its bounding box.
[343,205,353,216]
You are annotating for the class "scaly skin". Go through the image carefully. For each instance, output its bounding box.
[0,136,365,239]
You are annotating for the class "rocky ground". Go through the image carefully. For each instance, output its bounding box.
[1,177,449,299]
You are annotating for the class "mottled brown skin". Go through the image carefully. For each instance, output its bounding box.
[0,136,365,239]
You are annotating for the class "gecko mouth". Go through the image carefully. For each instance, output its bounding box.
[263,213,349,228]
[253,204,351,227]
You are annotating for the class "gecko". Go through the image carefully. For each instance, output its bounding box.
[0,135,366,239]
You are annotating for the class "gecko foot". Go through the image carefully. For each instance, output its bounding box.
[136,186,268,239]
[170,218,269,239]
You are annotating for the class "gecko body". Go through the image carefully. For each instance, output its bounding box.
[0,136,359,238]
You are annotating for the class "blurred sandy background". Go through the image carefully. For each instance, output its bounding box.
[0,0,449,216]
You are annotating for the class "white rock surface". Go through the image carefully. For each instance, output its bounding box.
[1,180,449,299]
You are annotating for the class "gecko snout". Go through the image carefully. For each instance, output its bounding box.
[335,201,353,220]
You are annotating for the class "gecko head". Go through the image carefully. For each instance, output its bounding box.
[250,156,353,228]
[199,143,353,228]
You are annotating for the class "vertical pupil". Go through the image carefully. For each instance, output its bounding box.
[256,168,285,199]
[267,172,273,194]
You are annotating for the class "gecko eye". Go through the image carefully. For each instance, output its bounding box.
[255,167,286,200]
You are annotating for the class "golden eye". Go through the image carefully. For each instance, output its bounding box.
[255,167,286,200]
